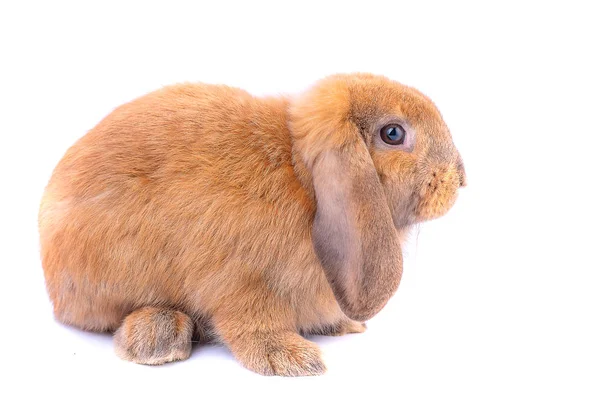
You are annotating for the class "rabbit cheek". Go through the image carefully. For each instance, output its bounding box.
[415,167,461,221]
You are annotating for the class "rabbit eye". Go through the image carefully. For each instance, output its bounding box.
[380,124,406,145]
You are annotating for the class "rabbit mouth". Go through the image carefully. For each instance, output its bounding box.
[413,167,462,222]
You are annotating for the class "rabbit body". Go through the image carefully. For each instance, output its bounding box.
[39,74,465,375]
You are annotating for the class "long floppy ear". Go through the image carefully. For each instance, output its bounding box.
[290,75,403,321]
[310,135,403,322]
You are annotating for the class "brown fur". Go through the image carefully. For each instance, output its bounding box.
[114,307,193,365]
[38,73,465,376]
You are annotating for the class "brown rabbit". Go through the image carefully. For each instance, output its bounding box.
[38,73,466,376]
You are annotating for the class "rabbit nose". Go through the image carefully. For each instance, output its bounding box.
[457,158,467,187]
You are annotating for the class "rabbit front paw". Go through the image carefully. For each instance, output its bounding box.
[231,331,326,376]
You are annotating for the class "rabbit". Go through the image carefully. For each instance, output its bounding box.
[38,73,466,376]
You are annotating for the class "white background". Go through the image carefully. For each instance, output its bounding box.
[1,1,599,402]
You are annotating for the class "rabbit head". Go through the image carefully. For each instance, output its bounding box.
[290,73,466,321]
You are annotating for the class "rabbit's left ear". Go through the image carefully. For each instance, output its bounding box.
[307,126,403,322]
[290,76,403,321]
